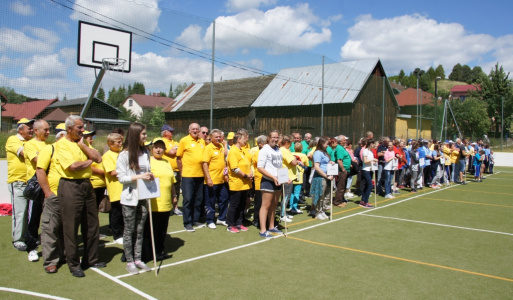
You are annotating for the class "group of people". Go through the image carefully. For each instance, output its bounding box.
[6,117,495,277]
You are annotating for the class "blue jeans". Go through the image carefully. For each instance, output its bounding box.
[204,183,229,224]
[376,164,385,194]
[384,170,394,195]
[362,170,373,204]
[181,177,204,226]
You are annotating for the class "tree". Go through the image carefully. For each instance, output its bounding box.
[435,65,445,79]
[118,106,137,122]
[427,67,436,81]
[449,64,463,81]
[168,83,174,98]
[471,66,485,83]
[107,85,127,107]
[447,97,491,139]
[132,82,145,95]
[173,83,188,97]
[472,63,513,134]
[96,87,105,100]
[149,106,165,129]
[159,92,167,97]
[0,87,27,103]
[461,65,472,83]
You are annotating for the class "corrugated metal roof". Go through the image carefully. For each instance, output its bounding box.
[165,83,204,112]
[251,59,379,107]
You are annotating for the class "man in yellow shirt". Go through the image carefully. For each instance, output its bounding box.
[161,124,182,216]
[202,129,229,229]
[54,116,105,277]
[177,123,206,232]
[37,125,65,274]
[23,120,50,261]
[6,118,34,251]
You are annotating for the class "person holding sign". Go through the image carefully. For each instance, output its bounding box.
[409,141,421,193]
[383,142,397,199]
[361,139,377,208]
[257,130,284,238]
[227,132,253,233]
[116,123,153,275]
[310,137,334,219]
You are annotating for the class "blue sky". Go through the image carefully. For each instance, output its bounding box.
[1,0,512,99]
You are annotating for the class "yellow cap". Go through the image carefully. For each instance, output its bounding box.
[227,132,234,139]
[56,123,65,130]
[17,118,35,124]
[84,130,96,136]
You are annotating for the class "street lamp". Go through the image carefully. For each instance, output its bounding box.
[413,68,425,139]
[434,76,441,139]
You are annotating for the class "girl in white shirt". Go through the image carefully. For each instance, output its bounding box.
[361,139,378,208]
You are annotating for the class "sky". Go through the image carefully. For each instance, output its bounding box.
[1,0,513,100]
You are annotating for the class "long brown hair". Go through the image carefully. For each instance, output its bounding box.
[124,122,146,170]
[316,137,329,157]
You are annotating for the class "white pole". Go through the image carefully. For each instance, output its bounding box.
[282,185,287,237]
[330,180,333,221]
[374,171,377,208]
[146,199,158,276]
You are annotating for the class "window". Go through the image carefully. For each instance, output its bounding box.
[128,99,133,107]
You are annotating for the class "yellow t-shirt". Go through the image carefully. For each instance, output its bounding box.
[292,152,308,185]
[202,143,226,185]
[24,139,48,178]
[252,148,262,190]
[36,144,59,195]
[90,161,106,188]
[163,138,179,171]
[227,146,252,191]
[102,150,122,202]
[450,148,459,164]
[6,135,27,183]
[54,137,92,179]
[150,157,176,212]
[280,146,297,181]
[177,134,205,177]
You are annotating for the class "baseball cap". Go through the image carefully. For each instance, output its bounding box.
[55,123,66,133]
[161,125,174,132]
[84,130,96,136]
[227,132,235,139]
[17,118,35,125]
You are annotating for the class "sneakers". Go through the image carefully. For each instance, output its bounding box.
[193,222,206,228]
[308,210,316,217]
[184,225,195,232]
[172,209,183,216]
[135,261,151,272]
[114,237,123,244]
[237,225,249,232]
[289,208,303,214]
[385,194,393,199]
[126,263,139,275]
[411,189,417,193]
[321,211,329,219]
[259,231,273,238]
[315,212,326,220]
[394,190,400,194]
[280,216,293,222]
[216,219,228,226]
[359,202,373,208]
[207,223,216,229]
[13,241,27,251]
[227,226,239,233]
[268,227,283,234]
[460,181,467,185]
[28,250,39,262]
[346,192,355,198]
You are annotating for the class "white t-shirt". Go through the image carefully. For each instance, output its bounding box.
[362,149,374,171]
[257,144,283,180]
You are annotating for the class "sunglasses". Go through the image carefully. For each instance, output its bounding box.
[202,131,208,134]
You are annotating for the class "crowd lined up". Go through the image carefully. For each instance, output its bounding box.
[6,117,496,277]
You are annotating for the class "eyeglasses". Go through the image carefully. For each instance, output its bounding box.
[202,132,208,134]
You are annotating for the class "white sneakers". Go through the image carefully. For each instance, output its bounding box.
[316,212,326,220]
[28,250,39,262]
[207,223,217,229]
[216,220,228,226]
[280,216,293,222]
[114,237,123,245]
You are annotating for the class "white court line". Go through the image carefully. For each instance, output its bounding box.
[115,177,466,279]
[0,287,70,300]
[91,268,157,300]
[361,214,513,236]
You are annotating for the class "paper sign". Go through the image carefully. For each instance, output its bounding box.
[327,164,338,176]
[371,161,378,171]
[137,178,160,200]
[419,158,425,167]
[277,167,289,184]
[440,157,445,164]
[392,158,398,169]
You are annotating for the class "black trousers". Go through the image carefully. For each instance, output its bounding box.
[227,190,248,227]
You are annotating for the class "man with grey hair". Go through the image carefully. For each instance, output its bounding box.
[6,118,34,251]
[55,116,105,277]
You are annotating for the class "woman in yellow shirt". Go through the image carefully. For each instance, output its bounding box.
[227,132,253,233]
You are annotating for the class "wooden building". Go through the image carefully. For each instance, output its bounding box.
[165,59,398,142]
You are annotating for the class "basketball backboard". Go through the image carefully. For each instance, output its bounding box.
[77,21,132,73]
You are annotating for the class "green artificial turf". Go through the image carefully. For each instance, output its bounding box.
[1,167,512,299]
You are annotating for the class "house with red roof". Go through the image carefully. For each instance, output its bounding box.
[394,88,434,139]
[122,94,174,118]
[450,84,480,100]
[1,99,57,131]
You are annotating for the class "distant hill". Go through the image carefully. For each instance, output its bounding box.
[436,79,468,92]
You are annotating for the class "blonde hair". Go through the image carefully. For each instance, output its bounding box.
[107,133,123,145]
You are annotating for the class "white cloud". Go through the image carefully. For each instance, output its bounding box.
[0,27,60,54]
[176,25,204,51]
[340,14,497,75]
[10,0,34,16]
[70,0,161,42]
[225,0,277,12]
[24,54,67,79]
[184,4,331,55]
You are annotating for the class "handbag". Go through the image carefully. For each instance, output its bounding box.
[23,145,54,202]
[98,195,111,213]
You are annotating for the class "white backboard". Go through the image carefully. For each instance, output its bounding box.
[77,21,132,73]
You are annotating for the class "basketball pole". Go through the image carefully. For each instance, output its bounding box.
[80,68,105,118]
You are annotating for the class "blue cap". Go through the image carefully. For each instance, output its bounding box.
[161,125,174,132]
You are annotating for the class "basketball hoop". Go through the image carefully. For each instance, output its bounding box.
[102,58,127,73]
